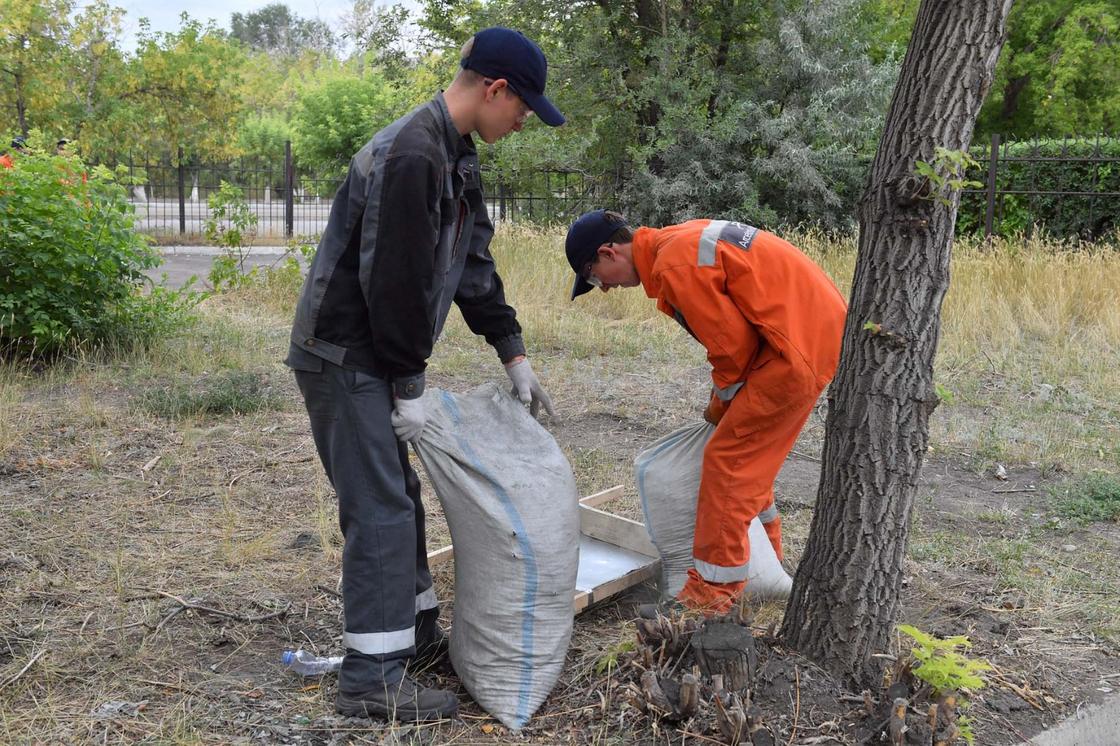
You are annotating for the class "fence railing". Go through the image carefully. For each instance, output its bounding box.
[109,135,1120,242]
[106,144,613,240]
[960,134,1120,239]
[108,146,342,240]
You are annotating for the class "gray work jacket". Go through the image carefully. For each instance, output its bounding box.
[287,93,524,399]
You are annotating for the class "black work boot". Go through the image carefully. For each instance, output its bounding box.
[335,675,458,721]
[411,608,450,669]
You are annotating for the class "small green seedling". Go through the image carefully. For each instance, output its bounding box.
[898,624,990,744]
[898,624,990,695]
[204,181,260,291]
[913,147,984,207]
[594,639,636,676]
[934,383,955,405]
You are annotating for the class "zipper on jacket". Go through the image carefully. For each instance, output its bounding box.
[452,199,467,257]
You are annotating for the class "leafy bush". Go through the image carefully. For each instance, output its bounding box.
[236,113,292,162]
[137,370,282,419]
[0,151,198,357]
[958,137,1120,239]
[290,70,405,176]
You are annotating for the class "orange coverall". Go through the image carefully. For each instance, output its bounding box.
[631,220,848,612]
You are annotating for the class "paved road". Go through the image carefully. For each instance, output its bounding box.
[147,247,295,289]
[131,197,505,239]
[1020,694,1120,745]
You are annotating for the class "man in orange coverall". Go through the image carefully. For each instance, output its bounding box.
[565,210,848,613]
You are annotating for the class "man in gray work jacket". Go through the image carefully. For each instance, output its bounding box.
[285,27,563,721]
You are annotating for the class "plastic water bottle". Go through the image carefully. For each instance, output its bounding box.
[281,649,344,676]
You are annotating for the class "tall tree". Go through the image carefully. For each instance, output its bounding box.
[417,0,898,228]
[977,0,1120,137]
[65,0,128,150]
[0,0,71,136]
[124,16,247,160]
[340,0,410,76]
[779,0,1014,687]
[230,3,336,57]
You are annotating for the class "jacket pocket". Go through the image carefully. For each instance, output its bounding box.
[731,354,815,438]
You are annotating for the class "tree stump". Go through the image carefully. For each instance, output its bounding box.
[690,622,757,691]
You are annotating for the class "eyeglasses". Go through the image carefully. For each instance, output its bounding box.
[505,85,532,124]
[485,79,533,124]
[581,260,603,288]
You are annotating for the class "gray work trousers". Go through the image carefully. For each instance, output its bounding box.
[287,346,436,693]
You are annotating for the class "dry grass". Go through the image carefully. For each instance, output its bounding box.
[2,226,1119,743]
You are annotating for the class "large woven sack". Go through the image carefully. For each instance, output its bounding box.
[414,384,579,731]
[634,421,792,599]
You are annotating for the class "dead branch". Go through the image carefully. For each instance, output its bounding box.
[785,666,801,746]
[152,590,290,623]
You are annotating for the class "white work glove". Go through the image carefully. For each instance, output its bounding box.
[505,358,556,418]
[390,396,426,443]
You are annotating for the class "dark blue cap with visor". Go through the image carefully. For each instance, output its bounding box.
[566,209,629,299]
[460,27,565,127]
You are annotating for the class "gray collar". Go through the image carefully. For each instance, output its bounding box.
[433,92,475,160]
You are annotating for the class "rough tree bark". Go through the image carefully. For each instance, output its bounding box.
[779,0,1014,687]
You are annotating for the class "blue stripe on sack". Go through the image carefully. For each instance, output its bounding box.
[439,391,537,727]
[635,430,692,550]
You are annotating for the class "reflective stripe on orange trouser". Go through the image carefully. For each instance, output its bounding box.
[676,392,817,612]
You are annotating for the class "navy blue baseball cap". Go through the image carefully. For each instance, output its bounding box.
[566,209,629,299]
[460,27,565,127]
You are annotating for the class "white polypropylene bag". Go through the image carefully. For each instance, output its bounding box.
[634,421,792,599]
[414,384,579,731]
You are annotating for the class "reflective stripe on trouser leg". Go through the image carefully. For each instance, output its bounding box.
[415,586,438,613]
[343,627,415,655]
[759,503,783,562]
[691,387,818,590]
[693,556,750,583]
[294,362,420,690]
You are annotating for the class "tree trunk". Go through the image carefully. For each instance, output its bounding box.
[998,74,1030,124]
[14,67,28,136]
[780,0,1013,687]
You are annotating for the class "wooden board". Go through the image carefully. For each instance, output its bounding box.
[578,503,658,558]
[426,484,628,568]
[425,485,660,613]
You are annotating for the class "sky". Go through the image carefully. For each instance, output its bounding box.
[108,0,415,49]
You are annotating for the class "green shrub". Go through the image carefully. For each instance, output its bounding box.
[290,71,404,178]
[1052,472,1120,523]
[0,151,198,357]
[136,370,282,419]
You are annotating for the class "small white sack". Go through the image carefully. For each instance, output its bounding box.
[634,421,792,599]
[414,384,579,731]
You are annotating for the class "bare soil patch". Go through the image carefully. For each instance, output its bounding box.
[1,356,1116,745]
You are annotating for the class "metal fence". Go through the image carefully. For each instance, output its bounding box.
[111,135,1119,242]
[108,144,613,240]
[108,145,340,239]
[961,134,1120,239]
